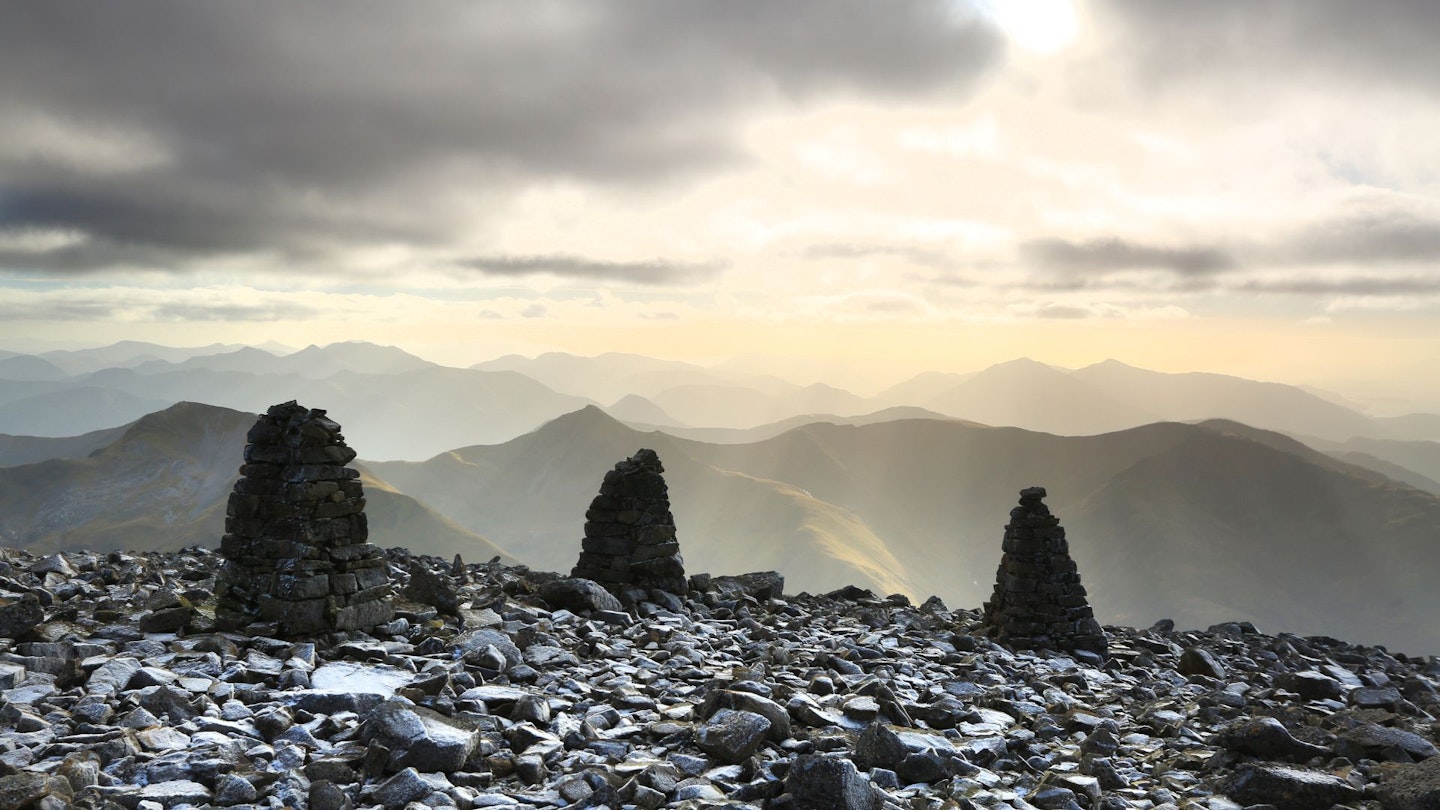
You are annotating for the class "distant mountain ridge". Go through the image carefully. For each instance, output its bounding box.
[3,341,1440,461]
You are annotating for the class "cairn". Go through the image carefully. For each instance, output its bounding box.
[215,401,393,636]
[981,486,1106,656]
[571,449,687,594]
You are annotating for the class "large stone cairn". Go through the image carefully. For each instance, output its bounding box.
[571,449,687,594]
[981,486,1106,656]
[216,401,393,636]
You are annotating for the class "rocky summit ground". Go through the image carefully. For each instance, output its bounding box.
[0,548,1438,810]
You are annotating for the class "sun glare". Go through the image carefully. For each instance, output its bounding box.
[981,0,1079,54]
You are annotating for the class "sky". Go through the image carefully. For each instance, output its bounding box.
[2,1,1440,409]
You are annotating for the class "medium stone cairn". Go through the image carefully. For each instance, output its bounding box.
[981,486,1106,656]
[215,401,393,636]
[571,448,687,594]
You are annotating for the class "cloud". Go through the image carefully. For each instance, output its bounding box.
[0,2,1002,275]
[458,254,723,286]
[1021,237,1235,275]
[1285,214,1440,266]
[1095,1,1440,95]
[802,242,954,268]
[149,301,322,322]
[1238,276,1440,296]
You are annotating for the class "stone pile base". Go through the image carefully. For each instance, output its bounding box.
[981,487,1106,656]
[572,449,687,594]
[216,401,392,636]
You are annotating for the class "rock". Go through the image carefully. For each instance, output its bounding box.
[1216,716,1329,762]
[134,779,213,808]
[695,708,771,764]
[1352,686,1405,710]
[1178,646,1227,679]
[538,578,624,614]
[87,656,143,695]
[403,558,460,616]
[1222,763,1361,810]
[360,697,479,773]
[1280,670,1344,701]
[785,754,881,810]
[0,773,72,809]
[0,594,43,640]
[213,773,259,805]
[1337,723,1439,762]
[372,767,442,806]
[309,780,351,810]
[1376,754,1440,809]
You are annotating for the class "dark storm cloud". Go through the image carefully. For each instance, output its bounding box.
[1022,237,1235,276]
[149,301,323,322]
[1286,215,1440,266]
[458,254,723,286]
[0,1,1003,274]
[1238,277,1440,296]
[1095,1,1440,93]
[0,299,119,322]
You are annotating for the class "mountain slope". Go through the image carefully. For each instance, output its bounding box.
[371,407,1440,653]
[0,424,130,468]
[367,406,912,596]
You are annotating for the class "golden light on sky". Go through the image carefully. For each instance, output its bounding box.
[2,1,1439,410]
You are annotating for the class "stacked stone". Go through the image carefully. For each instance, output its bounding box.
[571,449,687,594]
[215,401,393,636]
[981,486,1106,656]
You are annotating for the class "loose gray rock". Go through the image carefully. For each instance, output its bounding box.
[695,708,771,764]
[785,754,881,810]
[360,698,479,773]
[1222,763,1361,810]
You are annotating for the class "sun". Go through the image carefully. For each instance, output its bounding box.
[979,0,1080,55]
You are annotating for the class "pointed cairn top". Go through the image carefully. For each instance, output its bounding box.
[981,487,1106,657]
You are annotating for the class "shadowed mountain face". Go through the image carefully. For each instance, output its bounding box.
[370,407,1440,654]
[0,402,511,561]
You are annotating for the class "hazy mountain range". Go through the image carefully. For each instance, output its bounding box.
[3,341,1439,461]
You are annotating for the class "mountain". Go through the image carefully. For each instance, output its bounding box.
[2,364,594,459]
[605,394,683,427]
[473,352,723,402]
[1072,359,1380,441]
[370,407,1440,654]
[0,402,510,560]
[0,354,70,381]
[130,341,435,378]
[38,341,244,374]
[636,406,962,445]
[1302,435,1440,496]
[0,386,173,436]
[0,423,130,468]
[919,358,1159,435]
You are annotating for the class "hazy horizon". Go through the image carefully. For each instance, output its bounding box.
[3,2,1440,413]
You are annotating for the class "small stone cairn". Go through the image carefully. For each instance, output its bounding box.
[571,449,687,594]
[216,401,393,636]
[981,486,1106,656]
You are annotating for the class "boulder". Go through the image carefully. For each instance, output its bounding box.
[360,698,479,773]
